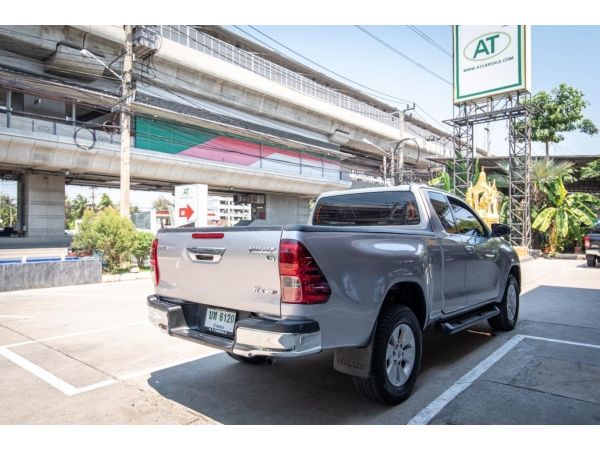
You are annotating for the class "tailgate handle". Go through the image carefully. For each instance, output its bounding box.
[186,247,226,263]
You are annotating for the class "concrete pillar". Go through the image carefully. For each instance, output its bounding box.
[22,173,65,238]
[261,193,311,225]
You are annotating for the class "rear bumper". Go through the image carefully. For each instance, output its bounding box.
[147,295,321,358]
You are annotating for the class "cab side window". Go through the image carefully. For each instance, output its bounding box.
[427,191,456,233]
[448,198,487,237]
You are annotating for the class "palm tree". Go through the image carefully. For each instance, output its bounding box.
[71,194,89,220]
[152,195,174,211]
[532,177,598,254]
[0,194,17,227]
[98,193,114,210]
[531,159,575,187]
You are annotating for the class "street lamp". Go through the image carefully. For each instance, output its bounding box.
[80,49,123,81]
[392,137,421,185]
[362,138,390,185]
[81,28,133,219]
[363,137,422,186]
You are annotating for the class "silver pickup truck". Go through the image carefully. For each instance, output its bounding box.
[148,185,520,405]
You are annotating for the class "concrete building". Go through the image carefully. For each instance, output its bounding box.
[0,25,468,245]
[208,195,251,226]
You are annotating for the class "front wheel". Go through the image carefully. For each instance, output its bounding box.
[488,275,519,331]
[353,305,422,405]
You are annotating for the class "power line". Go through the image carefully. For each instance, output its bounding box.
[230,26,450,134]
[415,105,451,131]
[237,25,414,106]
[354,25,452,86]
[1,26,446,135]
[1,26,451,146]
[405,26,452,58]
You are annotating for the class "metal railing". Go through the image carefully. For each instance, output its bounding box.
[0,112,123,148]
[0,112,346,182]
[159,26,399,125]
[159,26,453,158]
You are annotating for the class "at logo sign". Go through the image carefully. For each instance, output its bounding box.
[464,32,511,61]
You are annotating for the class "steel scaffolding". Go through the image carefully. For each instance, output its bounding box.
[446,93,532,248]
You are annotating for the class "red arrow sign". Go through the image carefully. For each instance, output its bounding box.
[179,204,194,221]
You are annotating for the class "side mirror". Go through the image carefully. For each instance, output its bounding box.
[492,223,511,237]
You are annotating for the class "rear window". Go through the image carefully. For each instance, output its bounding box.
[313,191,420,226]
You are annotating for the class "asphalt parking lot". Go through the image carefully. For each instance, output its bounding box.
[1,258,599,424]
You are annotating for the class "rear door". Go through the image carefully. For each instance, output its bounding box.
[156,228,283,317]
[447,197,501,306]
[426,191,468,313]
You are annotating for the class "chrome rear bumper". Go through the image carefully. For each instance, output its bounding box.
[148,295,321,358]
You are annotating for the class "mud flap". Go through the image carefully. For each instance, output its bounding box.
[333,326,375,378]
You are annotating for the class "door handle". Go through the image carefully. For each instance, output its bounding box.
[465,245,475,253]
[186,247,226,263]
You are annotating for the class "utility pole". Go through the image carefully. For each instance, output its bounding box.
[120,25,134,218]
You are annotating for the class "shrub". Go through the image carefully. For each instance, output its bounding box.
[72,207,136,273]
[132,231,155,267]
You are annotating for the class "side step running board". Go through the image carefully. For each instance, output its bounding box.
[440,306,500,334]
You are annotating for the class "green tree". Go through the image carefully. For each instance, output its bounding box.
[132,231,154,267]
[98,193,114,210]
[580,158,600,180]
[427,171,451,192]
[530,158,575,214]
[524,83,598,157]
[152,195,174,211]
[71,194,89,220]
[72,207,136,272]
[0,194,17,228]
[532,177,598,254]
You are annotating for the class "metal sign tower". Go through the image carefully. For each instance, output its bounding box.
[448,94,532,248]
[450,25,532,249]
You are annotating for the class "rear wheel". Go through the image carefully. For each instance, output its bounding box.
[353,305,422,405]
[587,256,597,267]
[227,352,269,365]
[488,275,519,331]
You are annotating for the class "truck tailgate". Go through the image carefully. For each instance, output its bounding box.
[156,227,283,317]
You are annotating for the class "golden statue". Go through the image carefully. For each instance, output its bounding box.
[465,168,500,229]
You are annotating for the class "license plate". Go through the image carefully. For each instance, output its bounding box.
[204,307,236,336]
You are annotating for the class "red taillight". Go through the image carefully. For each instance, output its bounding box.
[584,236,591,249]
[150,239,159,286]
[192,233,224,239]
[278,239,331,304]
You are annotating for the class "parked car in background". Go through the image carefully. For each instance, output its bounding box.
[584,222,600,267]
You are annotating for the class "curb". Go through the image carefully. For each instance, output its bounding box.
[551,254,586,260]
[102,272,151,283]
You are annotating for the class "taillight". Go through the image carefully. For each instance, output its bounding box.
[150,238,159,286]
[192,233,224,239]
[584,236,591,249]
[279,239,331,304]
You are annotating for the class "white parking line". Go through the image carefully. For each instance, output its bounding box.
[0,346,79,396]
[4,322,147,348]
[0,315,35,320]
[407,334,600,425]
[0,341,222,396]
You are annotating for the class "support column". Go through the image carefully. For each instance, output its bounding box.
[22,173,66,240]
[452,103,475,197]
[508,94,532,249]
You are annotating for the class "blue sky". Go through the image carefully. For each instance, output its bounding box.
[230,25,600,158]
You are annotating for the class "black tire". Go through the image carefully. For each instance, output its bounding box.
[587,256,597,267]
[488,275,519,331]
[227,352,269,365]
[353,305,422,405]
